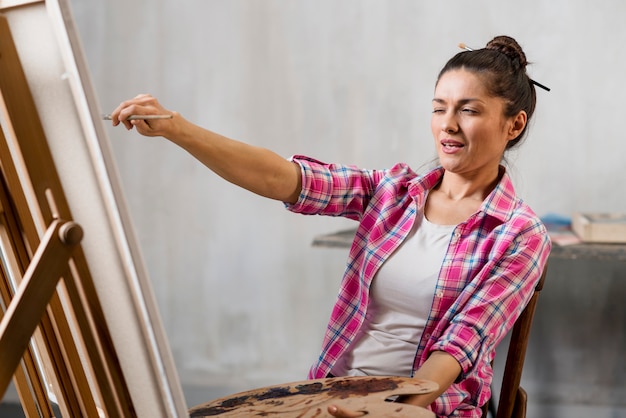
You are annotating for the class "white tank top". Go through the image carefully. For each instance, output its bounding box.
[331,214,455,377]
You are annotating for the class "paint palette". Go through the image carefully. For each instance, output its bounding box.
[189,375,438,417]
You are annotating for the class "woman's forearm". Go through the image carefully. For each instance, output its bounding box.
[401,351,461,407]
[171,120,302,203]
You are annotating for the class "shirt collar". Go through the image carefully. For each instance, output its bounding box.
[409,165,518,223]
[479,166,518,223]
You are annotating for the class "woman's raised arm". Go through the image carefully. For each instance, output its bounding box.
[109,94,302,203]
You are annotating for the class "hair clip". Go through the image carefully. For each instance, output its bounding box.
[458,43,550,92]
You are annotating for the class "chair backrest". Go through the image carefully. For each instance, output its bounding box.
[483,265,548,418]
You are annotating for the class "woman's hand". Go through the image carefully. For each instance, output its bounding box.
[108,93,179,138]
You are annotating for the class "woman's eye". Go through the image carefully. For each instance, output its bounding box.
[432,109,445,114]
[461,108,477,114]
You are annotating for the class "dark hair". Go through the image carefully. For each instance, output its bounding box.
[437,35,537,149]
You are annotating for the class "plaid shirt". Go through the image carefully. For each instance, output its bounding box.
[286,155,551,417]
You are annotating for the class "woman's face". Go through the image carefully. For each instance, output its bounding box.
[431,69,525,178]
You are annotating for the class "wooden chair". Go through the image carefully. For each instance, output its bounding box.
[482,265,548,418]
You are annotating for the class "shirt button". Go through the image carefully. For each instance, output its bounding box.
[454,232,461,238]
[437,291,444,298]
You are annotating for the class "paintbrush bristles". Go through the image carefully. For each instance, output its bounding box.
[458,43,473,51]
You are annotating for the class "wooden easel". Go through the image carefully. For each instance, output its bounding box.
[0,1,192,416]
[0,11,138,416]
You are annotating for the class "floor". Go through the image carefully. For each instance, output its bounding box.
[0,403,25,418]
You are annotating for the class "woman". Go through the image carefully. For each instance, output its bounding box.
[110,35,551,417]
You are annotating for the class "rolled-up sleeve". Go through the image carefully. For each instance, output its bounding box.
[285,155,378,220]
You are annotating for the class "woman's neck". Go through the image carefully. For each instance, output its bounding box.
[424,167,502,226]
[436,166,502,202]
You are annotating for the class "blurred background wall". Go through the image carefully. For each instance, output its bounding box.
[62,0,626,415]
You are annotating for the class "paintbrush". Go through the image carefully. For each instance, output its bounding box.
[102,114,173,121]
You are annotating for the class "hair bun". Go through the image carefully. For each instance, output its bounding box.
[485,35,528,70]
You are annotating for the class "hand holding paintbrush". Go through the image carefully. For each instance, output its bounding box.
[105,93,181,137]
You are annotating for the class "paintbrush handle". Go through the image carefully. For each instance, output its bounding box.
[102,114,173,120]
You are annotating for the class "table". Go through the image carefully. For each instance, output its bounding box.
[311,228,626,262]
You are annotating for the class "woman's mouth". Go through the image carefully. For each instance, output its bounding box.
[441,140,464,153]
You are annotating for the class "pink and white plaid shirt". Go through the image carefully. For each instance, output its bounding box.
[286,155,551,417]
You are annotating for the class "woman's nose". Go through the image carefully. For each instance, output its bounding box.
[441,113,458,133]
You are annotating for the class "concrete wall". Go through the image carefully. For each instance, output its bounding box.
[66,0,626,414]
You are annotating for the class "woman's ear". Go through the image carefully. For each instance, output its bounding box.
[507,111,527,141]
